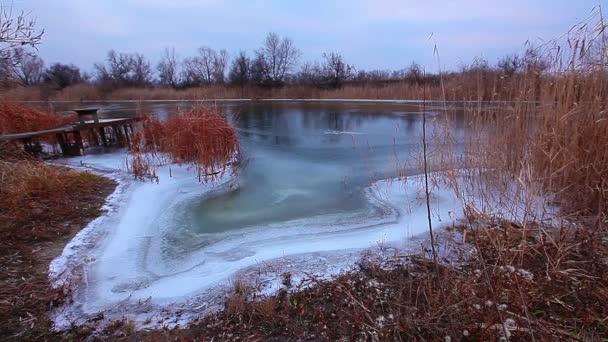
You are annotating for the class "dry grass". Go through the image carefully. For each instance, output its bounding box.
[0,151,116,340]
[2,74,531,102]
[0,102,75,135]
[128,107,241,182]
[0,157,111,243]
[4,82,503,102]
[436,9,608,223]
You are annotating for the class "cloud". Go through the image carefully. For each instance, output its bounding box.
[25,0,131,36]
[354,0,550,24]
[125,0,223,10]
[15,0,598,71]
[70,1,130,36]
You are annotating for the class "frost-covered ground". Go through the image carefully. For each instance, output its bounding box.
[49,149,465,329]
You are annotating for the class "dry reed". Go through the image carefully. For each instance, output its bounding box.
[128,107,241,182]
[0,102,75,135]
[436,8,608,224]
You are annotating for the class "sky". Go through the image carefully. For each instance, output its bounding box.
[7,0,605,73]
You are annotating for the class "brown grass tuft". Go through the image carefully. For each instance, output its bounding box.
[129,107,240,182]
[0,102,75,135]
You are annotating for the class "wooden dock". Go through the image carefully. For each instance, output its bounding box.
[0,108,140,156]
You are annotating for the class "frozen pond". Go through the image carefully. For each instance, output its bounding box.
[50,101,466,326]
[156,102,454,254]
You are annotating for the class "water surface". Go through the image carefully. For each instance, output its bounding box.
[57,101,462,254]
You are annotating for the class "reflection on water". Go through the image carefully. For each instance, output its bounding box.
[57,101,463,245]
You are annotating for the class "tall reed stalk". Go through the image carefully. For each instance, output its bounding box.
[437,7,608,224]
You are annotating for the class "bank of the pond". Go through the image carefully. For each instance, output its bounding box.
[3,152,604,341]
[58,218,608,341]
[48,149,464,331]
[135,219,608,341]
[0,158,117,340]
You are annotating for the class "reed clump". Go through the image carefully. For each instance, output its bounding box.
[128,107,241,182]
[0,102,75,134]
[439,9,608,223]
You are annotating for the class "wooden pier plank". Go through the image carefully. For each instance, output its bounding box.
[0,117,139,142]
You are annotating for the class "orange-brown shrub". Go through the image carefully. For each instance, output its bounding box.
[129,107,240,182]
[162,107,240,178]
[0,102,75,134]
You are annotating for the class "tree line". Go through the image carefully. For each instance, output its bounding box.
[1,31,550,91]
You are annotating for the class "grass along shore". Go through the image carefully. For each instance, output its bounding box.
[0,147,117,340]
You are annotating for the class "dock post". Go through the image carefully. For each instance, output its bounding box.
[128,123,135,138]
[99,127,108,147]
[89,129,99,146]
[73,131,85,155]
[74,108,100,125]
[112,125,121,145]
[56,133,68,156]
[122,125,131,147]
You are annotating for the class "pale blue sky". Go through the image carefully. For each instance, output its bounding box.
[10,0,605,73]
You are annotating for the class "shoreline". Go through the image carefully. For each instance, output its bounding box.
[48,150,464,330]
[16,98,533,104]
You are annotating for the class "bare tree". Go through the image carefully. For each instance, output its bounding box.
[0,5,43,86]
[250,53,266,86]
[182,47,229,86]
[257,32,301,85]
[228,50,251,87]
[95,50,132,87]
[43,63,83,89]
[157,47,179,88]
[95,50,153,88]
[181,56,203,86]
[297,61,323,86]
[405,62,423,84]
[10,47,44,85]
[0,6,43,66]
[213,49,228,84]
[497,54,522,76]
[130,53,153,87]
[197,46,217,84]
[322,51,352,88]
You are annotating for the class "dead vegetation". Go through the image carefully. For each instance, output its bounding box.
[0,102,74,135]
[437,8,608,222]
[128,107,241,183]
[0,147,116,340]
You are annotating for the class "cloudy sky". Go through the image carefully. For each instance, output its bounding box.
[9,0,603,72]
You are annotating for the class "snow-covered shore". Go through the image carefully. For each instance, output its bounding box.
[49,150,464,329]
